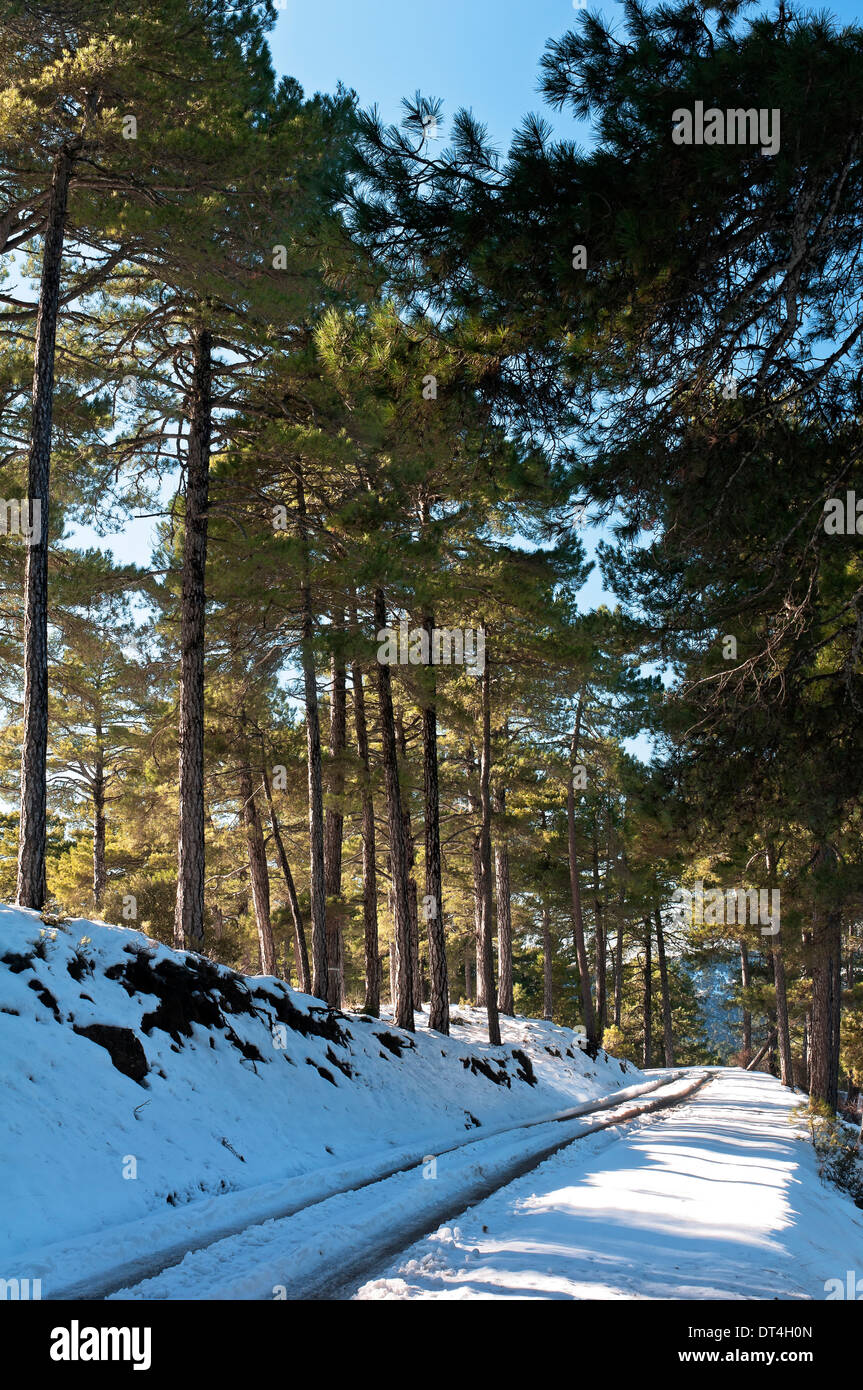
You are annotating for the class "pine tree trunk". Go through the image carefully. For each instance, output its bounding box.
[614,916,624,1028]
[421,615,449,1033]
[374,588,413,1031]
[323,616,346,1006]
[495,787,514,1015]
[259,755,310,994]
[654,906,674,1067]
[464,947,472,1003]
[92,739,106,910]
[809,846,842,1109]
[746,1029,777,1072]
[472,831,486,1007]
[642,916,653,1068]
[296,471,328,1001]
[478,642,501,1046]
[351,631,380,1018]
[173,327,212,952]
[614,852,627,1029]
[831,924,842,1102]
[740,941,752,1060]
[765,842,793,1087]
[395,709,422,1008]
[568,702,597,1046]
[542,902,554,1020]
[467,761,486,1009]
[238,750,276,976]
[407,834,422,1008]
[495,842,514,1015]
[592,832,606,1038]
[16,144,77,910]
[772,937,793,1085]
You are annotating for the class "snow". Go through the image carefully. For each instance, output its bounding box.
[5,902,857,1303]
[0,903,642,1297]
[105,1073,705,1299]
[354,1069,863,1300]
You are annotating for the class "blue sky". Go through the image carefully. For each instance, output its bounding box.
[270,0,592,149]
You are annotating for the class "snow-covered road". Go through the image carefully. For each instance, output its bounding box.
[354,1070,863,1300]
[106,1071,708,1299]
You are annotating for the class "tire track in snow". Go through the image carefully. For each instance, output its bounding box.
[320,1071,717,1302]
[106,1070,714,1301]
[46,1067,693,1300]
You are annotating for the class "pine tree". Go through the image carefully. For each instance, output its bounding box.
[1,0,282,907]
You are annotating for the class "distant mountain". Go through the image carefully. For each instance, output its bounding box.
[684,956,743,1061]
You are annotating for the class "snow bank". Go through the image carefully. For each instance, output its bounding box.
[0,904,640,1291]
